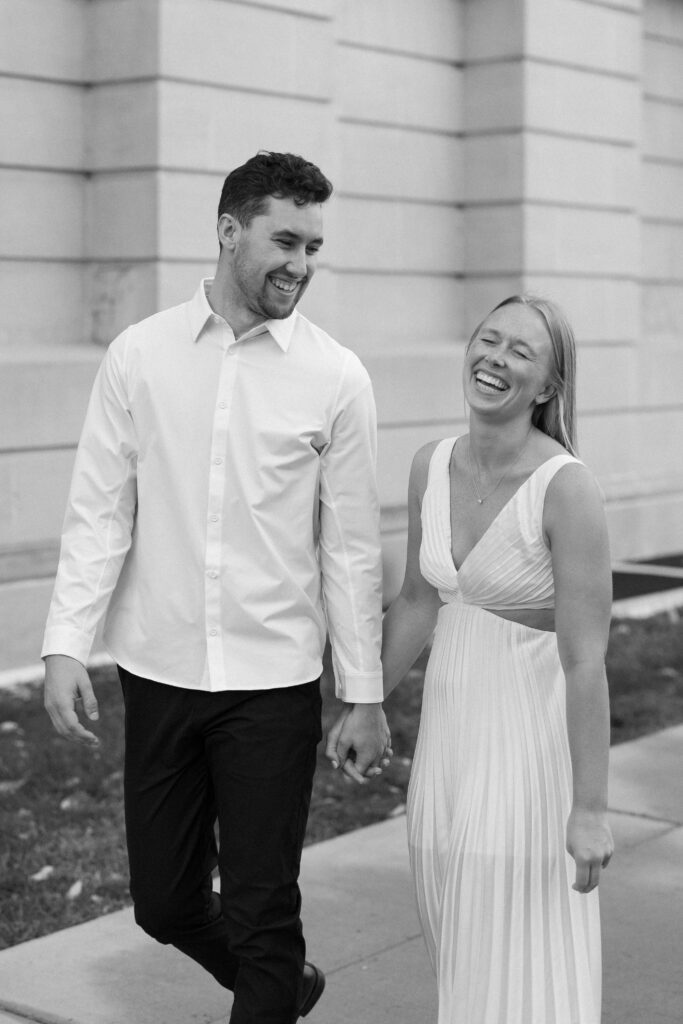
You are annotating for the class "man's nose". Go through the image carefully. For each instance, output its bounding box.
[286,249,307,278]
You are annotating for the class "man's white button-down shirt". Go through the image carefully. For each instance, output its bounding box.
[42,281,384,702]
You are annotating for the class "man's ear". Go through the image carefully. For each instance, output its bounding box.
[217,213,241,251]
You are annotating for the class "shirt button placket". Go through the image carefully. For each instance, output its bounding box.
[204,335,238,689]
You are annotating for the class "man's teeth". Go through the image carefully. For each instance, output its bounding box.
[476,372,508,392]
[269,277,298,294]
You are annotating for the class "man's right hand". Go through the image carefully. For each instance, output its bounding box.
[44,654,100,746]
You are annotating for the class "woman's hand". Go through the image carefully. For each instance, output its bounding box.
[566,806,614,893]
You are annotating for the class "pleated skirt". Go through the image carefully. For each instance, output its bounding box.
[407,602,601,1024]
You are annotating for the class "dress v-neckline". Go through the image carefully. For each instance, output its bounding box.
[446,438,565,575]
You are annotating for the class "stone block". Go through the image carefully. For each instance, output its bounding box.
[339,47,462,132]
[464,134,523,203]
[364,346,465,426]
[0,578,56,672]
[464,276,525,333]
[524,205,639,276]
[644,37,683,102]
[642,221,683,280]
[0,347,99,450]
[157,171,223,260]
[0,169,84,260]
[0,262,85,349]
[463,0,524,62]
[378,421,464,507]
[86,0,160,81]
[337,0,463,62]
[335,197,463,274]
[332,273,464,351]
[340,123,463,203]
[576,343,639,413]
[464,205,523,274]
[642,282,683,342]
[292,268,339,339]
[85,172,157,260]
[525,134,638,209]
[157,0,332,97]
[156,81,331,175]
[464,62,522,133]
[84,262,161,346]
[521,276,640,344]
[526,0,641,76]
[579,408,683,501]
[0,78,83,170]
[86,82,158,170]
[643,98,683,162]
[526,62,640,143]
[607,490,683,562]
[248,0,331,14]
[640,160,683,220]
[0,0,85,81]
[0,448,76,547]
[644,0,683,42]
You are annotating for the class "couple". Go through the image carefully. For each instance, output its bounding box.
[43,152,613,1024]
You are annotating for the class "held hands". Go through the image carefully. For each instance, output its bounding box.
[566,806,614,894]
[325,703,392,785]
[44,654,100,747]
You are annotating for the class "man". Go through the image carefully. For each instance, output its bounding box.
[43,151,389,1024]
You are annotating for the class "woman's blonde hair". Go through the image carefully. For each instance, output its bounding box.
[471,294,578,455]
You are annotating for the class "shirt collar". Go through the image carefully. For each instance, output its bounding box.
[188,279,297,353]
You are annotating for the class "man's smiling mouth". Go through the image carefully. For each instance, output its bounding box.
[269,276,300,294]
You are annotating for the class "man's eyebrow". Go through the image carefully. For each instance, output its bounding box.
[272,229,324,246]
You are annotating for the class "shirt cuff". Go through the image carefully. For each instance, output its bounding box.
[41,625,94,667]
[334,670,384,703]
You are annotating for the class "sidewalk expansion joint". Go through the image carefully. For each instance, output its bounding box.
[609,807,682,827]
[325,931,425,976]
[0,1000,74,1024]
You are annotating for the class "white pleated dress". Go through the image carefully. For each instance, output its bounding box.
[407,438,602,1024]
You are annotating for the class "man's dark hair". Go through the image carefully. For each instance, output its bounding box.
[217,151,333,230]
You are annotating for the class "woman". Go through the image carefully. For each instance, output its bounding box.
[381,295,614,1023]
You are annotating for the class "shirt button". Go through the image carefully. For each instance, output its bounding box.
[209,628,218,637]
[213,457,223,465]
[207,570,218,579]
[227,347,236,357]
[219,401,227,409]
[210,514,219,522]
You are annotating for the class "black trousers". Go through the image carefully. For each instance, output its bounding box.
[118,667,322,1024]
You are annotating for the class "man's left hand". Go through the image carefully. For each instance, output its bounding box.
[325,703,392,785]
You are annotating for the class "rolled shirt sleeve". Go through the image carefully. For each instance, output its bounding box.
[41,333,138,665]
[318,358,384,703]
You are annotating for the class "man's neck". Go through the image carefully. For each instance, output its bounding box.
[206,275,265,339]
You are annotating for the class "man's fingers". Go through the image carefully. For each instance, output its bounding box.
[79,680,100,721]
[53,706,100,746]
[340,758,368,785]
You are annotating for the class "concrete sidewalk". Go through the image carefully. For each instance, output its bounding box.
[0,726,681,1024]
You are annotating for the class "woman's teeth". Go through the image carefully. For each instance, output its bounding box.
[475,371,508,393]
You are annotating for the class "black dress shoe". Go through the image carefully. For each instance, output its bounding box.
[298,960,325,1018]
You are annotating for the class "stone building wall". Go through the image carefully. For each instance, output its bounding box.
[0,0,681,672]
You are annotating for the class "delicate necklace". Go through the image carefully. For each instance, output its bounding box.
[467,430,532,504]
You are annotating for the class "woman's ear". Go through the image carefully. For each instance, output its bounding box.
[534,384,556,406]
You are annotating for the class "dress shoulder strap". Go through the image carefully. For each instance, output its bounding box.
[426,436,458,489]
